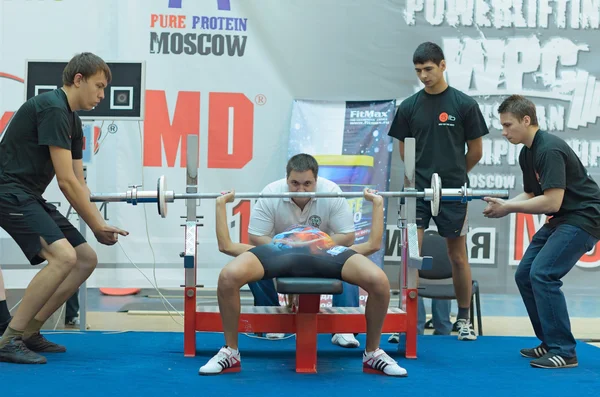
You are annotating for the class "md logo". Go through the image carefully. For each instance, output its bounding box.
[168,0,231,10]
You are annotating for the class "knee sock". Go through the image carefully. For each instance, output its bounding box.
[23,318,45,339]
[0,300,10,324]
[0,327,24,348]
[457,307,470,321]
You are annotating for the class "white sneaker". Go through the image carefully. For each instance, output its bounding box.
[456,319,477,341]
[331,333,360,348]
[199,346,241,375]
[266,333,285,339]
[363,348,407,377]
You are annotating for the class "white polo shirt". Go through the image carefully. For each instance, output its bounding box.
[248,177,355,238]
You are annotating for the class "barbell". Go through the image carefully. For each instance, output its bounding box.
[89,173,509,218]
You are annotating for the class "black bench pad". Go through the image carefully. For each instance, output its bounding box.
[274,278,343,294]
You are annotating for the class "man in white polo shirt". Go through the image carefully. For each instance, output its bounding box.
[248,153,361,348]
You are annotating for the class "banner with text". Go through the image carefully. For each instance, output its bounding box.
[0,0,599,295]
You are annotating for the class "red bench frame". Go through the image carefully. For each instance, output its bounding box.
[183,279,418,373]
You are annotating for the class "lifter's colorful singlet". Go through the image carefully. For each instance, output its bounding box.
[272,225,350,257]
[249,224,356,279]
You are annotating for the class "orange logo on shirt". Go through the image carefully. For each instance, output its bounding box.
[439,112,448,122]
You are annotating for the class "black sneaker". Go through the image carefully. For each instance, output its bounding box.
[424,319,434,329]
[520,343,548,358]
[0,336,47,364]
[23,332,67,353]
[530,352,578,369]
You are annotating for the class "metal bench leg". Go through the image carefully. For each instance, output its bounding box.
[470,296,475,333]
[296,294,321,373]
[476,289,483,336]
[184,286,196,357]
[405,289,418,359]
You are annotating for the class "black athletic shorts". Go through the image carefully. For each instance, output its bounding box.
[0,191,87,265]
[249,244,358,280]
[416,200,468,238]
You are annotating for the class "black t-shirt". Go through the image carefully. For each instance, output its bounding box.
[0,88,83,198]
[519,130,600,239]
[388,86,489,190]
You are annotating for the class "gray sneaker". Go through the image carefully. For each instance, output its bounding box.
[0,336,47,364]
[23,332,67,353]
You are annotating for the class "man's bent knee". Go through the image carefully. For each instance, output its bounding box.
[218,267,248,292]
[529,268,553,287]
[361,268,391,298]
[40,239,77,272]
[75,244,98,273]
[514,267,530,288]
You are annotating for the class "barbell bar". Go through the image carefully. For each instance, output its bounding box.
[89,173,510,219]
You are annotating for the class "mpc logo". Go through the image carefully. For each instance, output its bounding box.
[168,0,231,10]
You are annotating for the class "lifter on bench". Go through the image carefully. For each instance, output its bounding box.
[199,188,407,377]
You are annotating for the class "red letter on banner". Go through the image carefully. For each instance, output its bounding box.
[578,243,600,263]
[94,126,101,154]
[513,213,536,261]
[144,90,200,167]
[207,93,253,169]
[232,200,251,244]
[0,111,14,136]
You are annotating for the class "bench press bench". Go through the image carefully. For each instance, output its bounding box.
[182,137,428,373]
[192,277,414,373]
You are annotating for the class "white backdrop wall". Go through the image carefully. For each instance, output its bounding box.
[1,0,599,296]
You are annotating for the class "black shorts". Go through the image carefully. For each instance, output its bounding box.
[249,244,358,280]
[416,200,468,238]
[0,191,87,265]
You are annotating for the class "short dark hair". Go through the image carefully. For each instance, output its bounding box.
[62,52,112,86]
[413,42,445,65]
[286,153,319,179]
[497,95,539,126]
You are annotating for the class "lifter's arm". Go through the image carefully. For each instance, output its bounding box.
[350,189,384,256]
[330,232,355,247]
[51,147,128,245]
[216,191,255,257]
